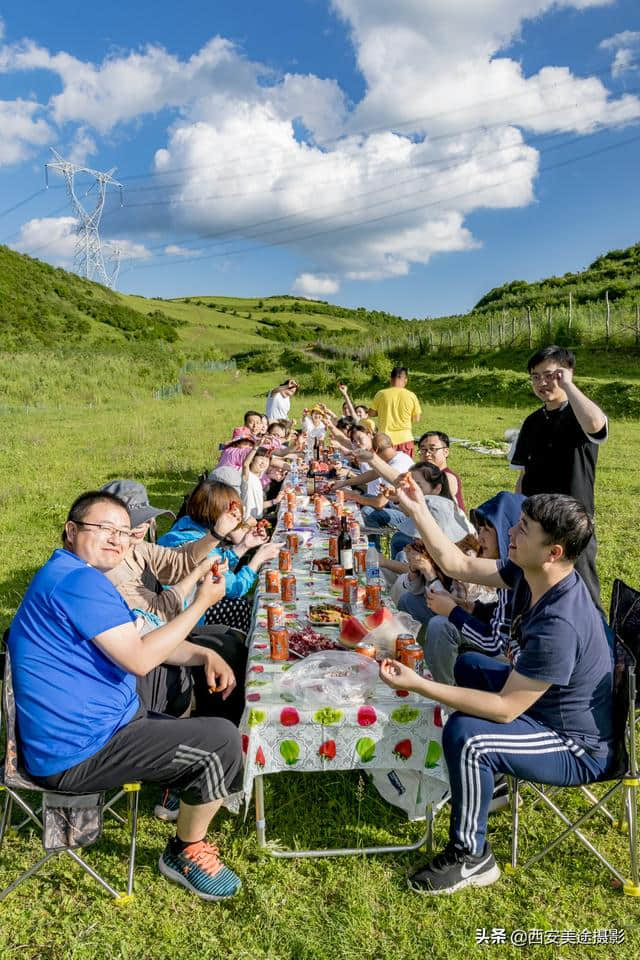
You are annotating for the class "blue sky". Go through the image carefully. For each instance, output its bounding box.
[1,1,639,317]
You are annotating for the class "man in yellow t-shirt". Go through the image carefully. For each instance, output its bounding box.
[368,366,421,457]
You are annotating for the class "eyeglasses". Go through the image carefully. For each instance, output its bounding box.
[530,371,558,384]
[420,445,446,453]
[75,521,133,541]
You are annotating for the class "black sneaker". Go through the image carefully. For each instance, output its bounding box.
[408,842,500,895]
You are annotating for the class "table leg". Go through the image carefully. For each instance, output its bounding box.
[254,774,267,847]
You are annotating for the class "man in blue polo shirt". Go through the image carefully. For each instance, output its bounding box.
[377,485,614,896]
[9,489,244,901]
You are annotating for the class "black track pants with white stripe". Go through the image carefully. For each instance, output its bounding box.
[36,709,244,806]
[443,653,609,856]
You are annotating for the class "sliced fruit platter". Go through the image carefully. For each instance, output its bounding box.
[308,602,344,624]
[288,625,342,657]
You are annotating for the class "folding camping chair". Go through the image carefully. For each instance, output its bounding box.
[505,578,640,896]
[0,646,140,903]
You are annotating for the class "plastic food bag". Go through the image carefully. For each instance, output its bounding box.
[363,611,418,659]
[280,650,379,706]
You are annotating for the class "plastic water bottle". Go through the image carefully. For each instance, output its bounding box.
[365,545,380,584]
[289,457,299,486]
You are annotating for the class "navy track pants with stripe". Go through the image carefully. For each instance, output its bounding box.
[443,653,609,856]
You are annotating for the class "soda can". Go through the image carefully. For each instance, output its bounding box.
[266,602,285,631]
[401,643,424,675]
[355,641,376,659]
[281,573,297,603]
[364,583,382,611]
[270,628,289,661]
[342,576,358,604]
[286,490,296,510]
[335,489,345,507]
[334,503,344,519]
[328,535,339,561]
[265,569,281,593]
[283,511,294,530]
[314,497,323,518]
[395,633,415,658]
[330,564,345,589]
[348,519,360,541]
[286,532,299,554]
[354,547,367,574]
[279,549,292,572]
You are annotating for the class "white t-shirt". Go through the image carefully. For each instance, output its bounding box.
[358,462,381,497]
[241,470,265,520]
[266,390,290,422]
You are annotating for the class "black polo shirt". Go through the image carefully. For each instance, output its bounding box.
[511,403,607,517]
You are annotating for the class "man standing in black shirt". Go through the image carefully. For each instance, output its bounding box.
[511,346,607,604]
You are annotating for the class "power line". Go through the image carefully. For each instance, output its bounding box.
[125,131,640,275]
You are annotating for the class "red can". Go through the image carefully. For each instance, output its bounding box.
[266,602,285,631]
[342,576,358,604]
[355,641,376,659]
[287,532,299,554]
[283,511,294,530]
[279,549,292,572]
[265,569,281,593]
[286,493,296,512]
[354,547,367,574]
[395,633,415,658]
[334,503,344,519]
[401,643,424,675]
[328,535,339,561]
[270,628,289,661]
[314,497,323,518]
[330,564,345,589]
[348,519,360,541]
[364,583,382,611]
[335,489,345,507]
[281,573,296,603]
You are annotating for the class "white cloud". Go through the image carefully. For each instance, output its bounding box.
[66,126,97,164]
[11,216,77,265]
[108,239,151,261]
[0,98,51,166]
[164,244,201,257]
[293,273,340,296]
[600,31,640,78]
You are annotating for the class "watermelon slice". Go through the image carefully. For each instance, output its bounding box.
[339,615,368,648]
[363,607,393,631]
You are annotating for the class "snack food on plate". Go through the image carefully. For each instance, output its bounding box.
[308,602,344,624]
[288,626,341,657]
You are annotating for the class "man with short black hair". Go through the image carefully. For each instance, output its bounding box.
[9,490,244,900]
[368,365,421,457]
[380,485,614,896]
[511,345,608,604]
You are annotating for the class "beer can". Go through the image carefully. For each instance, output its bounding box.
[330,564,345,588]
[355,641,376,659]
[286,532,299,554]
[279,549,292,572]
[354,547,367,574]
[401,643,424,675]
[395,633,415,658]
[266,602,285,631]
[283,511,294,530]
[328,535,339,561]
[270,628,289,661]
[364,583,382,611]
[342,576,358,604]
[314,497,323,518]
[265,569,281,593]
[348,519,360,541]
[281,573,296,603]
[286,491,296,511]
[335,489,345,507]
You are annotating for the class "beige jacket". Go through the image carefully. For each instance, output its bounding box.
[106,539,207,620]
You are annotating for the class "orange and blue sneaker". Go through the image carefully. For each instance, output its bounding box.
[158,839,241,900]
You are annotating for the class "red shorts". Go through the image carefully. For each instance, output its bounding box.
[394,441,415,457]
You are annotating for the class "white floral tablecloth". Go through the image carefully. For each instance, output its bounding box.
[239,495,450,812]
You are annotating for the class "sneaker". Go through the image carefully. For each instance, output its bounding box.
[154,788,180,822]
[408,841,500,896]
[488,780,510,813]
[158,840,242,901]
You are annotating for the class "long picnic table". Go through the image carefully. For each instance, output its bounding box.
[239,489,449,858]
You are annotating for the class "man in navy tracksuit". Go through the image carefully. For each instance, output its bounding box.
[380,488,614,896]
[423,491,525,684]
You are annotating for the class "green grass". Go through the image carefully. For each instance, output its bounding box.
[0,373,639,959]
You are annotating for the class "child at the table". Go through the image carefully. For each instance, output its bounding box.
[241,446,284,520]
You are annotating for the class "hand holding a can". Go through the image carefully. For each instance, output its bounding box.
[379,658,417,692]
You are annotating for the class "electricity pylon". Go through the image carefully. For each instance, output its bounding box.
[45,148,123,288]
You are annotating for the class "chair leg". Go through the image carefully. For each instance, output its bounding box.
[624,780,640,895]
[0,791,12,851]
[65,849,122,900]
[509,778,520,870]
[0,850,59,901]
[126,788,140,897]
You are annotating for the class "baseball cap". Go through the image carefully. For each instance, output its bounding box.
[100,480,175,528]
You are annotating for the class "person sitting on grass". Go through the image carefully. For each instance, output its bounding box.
[9,490,245,900]
[158,478,280,634]
[417,430,466,512]
[380,484,614,896]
